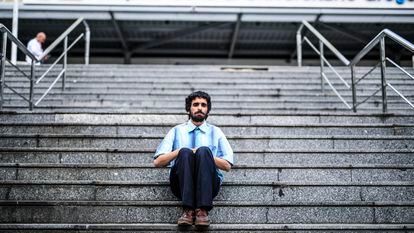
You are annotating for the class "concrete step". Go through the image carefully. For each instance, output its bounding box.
[4,101,412,112]
[5,82,414,91]
[2,112,413,124]
[3,90,414,100]
[0,200,412,224]
[1,123,413,136]
[5,75,413,83]
[3,94,413,104]
[1,134,413,150]
[1,180,412,202]
[4,78,412,88]
[1,163,412,182]
[0,223,412,232]
[3,98,411,109]
[5,64,411,71]
[5,66,412,75]
[5,68,412,76]
[1,148,413,166]
[54,74,405,82]
[4,105,414,114]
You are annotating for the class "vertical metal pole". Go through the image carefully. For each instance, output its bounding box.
[29,60,35,110]
[62,36,67,91]
[85,29,90,65]
[11,0,18,64]
[380,36,387,113]
[412,55,414,69]
[319,40,324,93]
[350,65,357,112]
[296,29,302,67]
[0,32,7,110]
[83,20,90,65]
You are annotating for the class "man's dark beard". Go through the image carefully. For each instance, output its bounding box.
[190,111,207,122]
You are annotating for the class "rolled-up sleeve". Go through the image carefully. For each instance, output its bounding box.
[154,127,175,159]
[216,129,234,166]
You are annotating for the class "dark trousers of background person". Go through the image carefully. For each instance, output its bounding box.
[170,147,221,211]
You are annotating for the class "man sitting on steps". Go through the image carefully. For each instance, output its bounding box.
[153,91,234,227]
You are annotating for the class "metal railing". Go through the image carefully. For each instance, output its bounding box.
[0,17,90,110]
[349,29,414,113]
[297,20,414,113]
[297,20,352,110]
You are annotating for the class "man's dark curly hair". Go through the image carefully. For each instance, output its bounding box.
[185,91,212,114]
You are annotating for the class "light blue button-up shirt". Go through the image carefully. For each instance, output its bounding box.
[154,120,234,183]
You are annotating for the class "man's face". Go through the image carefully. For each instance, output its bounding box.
[189,97,208,122]
[37,33,46,44]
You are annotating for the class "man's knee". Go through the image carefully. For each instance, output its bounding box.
[195,146,213,159]
[177,147,194,159]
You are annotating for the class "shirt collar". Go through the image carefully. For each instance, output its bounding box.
[186,120,208,133]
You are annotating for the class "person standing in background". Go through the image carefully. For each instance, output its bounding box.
[26,32,47,64]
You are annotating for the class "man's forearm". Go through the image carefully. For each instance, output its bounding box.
[153,149,180,167]
[214,157,231,172]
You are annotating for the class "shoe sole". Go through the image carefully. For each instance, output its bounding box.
[177,220,193,226]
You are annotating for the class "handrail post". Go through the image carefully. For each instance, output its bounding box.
[319,40,325,93]
[29,60,35,110]
[296,27,302,67]
[350,65,357,112]
[380,36,388,113]
[62,36,67,91]
[83,20,90,65]
[0,32,7,110]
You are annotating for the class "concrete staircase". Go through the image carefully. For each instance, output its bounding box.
[0,64,413,232]
[2,65,414,112]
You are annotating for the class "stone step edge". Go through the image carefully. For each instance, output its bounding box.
[1,147,413,154]
[6,82,413,87]
[4,96,414,102]
[2,111,413,117]
[0,200,413,207]
[1,163,413,169]
[5,99,412,107]
[0,223,413,231]
[4,106,413,112]
[2,134,414,140]
[3,89,411,95]
[2,122,414,128]
[1,180,412,187]
[3,106,413,112]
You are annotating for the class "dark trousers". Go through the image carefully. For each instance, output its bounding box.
[170,147,221,211]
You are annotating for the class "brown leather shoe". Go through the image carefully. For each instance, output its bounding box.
[177,209,194,226]
[195,208,210,226]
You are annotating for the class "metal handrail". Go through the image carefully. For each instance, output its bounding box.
[297,20,352,110]
[298,20,350,66]
[349,29,414,113]
[350,29,414,66]
[39,17,84,61]
[0,17,90,111]
[297,20,414,113]
[0,24,37,61]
